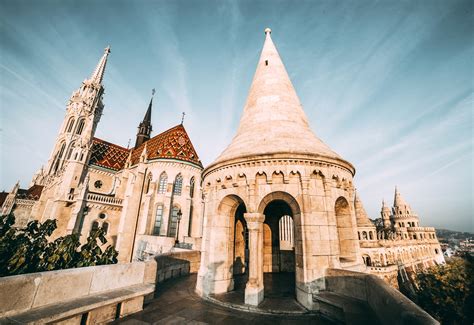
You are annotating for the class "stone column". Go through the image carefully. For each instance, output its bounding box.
[244,212,265,306]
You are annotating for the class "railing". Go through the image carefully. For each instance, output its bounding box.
[87,193,123,206]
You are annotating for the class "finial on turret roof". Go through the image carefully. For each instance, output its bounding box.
[181,112,186,125]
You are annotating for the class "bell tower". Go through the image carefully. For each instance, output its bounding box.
[44,46,111,179]
[31,47,111,229]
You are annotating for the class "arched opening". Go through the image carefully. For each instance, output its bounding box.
[363,255,372,266]
[335,196,358,262]
[233,204,248,276]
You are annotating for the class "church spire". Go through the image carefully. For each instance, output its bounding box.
[210,28,350,170]
[135,90,154,148]
[89,46,111,84]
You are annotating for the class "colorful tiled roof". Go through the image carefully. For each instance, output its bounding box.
[17,185,44,201]
[131,124,202,168]
[89,138,130,171]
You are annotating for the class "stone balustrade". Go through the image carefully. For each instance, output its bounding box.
[87,192,123,206]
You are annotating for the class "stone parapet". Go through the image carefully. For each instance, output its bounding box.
[154,250,201,283]
[0,261,156,323]
[322,268,438,324]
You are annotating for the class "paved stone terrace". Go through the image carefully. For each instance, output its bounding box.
[114,275,333,324]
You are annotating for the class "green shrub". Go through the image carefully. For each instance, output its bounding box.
[0,213,118,277]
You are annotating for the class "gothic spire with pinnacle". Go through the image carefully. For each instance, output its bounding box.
[135,89,154,148]
[89,46,111,84]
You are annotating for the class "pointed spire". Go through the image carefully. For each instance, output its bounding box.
[89,46,111,84]
[143,97,153,123]
[393,186,408,207]
[354,191,373,227]
[135,90,154,148]
[210,28,351,171]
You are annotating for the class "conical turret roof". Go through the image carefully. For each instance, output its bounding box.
[211,28,348,170]
[393,187,409,208]
[354,191,374,227]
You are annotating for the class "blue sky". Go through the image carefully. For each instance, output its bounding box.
[1,0,472,232]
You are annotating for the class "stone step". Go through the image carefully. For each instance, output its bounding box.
[314,292,380,325]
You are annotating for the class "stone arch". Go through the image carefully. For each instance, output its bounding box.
[258,191,302,277]
[216,194,248,285]
[257,191,300,216]
[335,196,358,261]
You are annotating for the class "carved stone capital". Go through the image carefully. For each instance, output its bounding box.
[244,212,265,229]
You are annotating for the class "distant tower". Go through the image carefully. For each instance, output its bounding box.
[381,199,392,229]
[135,91,154,148]
[391,187,420,229]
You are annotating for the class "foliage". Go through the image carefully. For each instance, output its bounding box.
[413,256,474,324]
[0,213,118,277]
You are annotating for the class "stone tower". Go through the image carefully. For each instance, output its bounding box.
[30,47,111,236]
[135,95,153,148]
[381,199,392,229]
[196,28,363,308]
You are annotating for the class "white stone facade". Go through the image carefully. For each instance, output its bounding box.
[1,29,444,309]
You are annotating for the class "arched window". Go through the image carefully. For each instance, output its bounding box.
[91,221,99,233]
[76,119,85,135]
[167,206,180,237]
[173,174,183,195]
[53,142,67,173]
[66,142,75,160]
[189,176,195,198]
[66,117,75,133]
[158,172,167,194]
[145,173,152,193]
[153,205,164,235]
[58,142,66,159]
[102,222,109,235]
[369,231,373,240]
[362,231,368,240]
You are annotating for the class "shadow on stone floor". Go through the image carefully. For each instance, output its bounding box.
[113,274,333,325]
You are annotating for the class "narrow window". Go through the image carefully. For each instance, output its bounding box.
[76,119,85,135]
[66,117,75,133]
[265,60,268,66]
[91,221,99,233]
[153,205,164,235]
[158,172,168,194]
[145,173,152,193]
[102,222,109,235]
[173,174,183,196]
[66,142,75,160]
[167,206,180,237]
[189,176,195,198]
